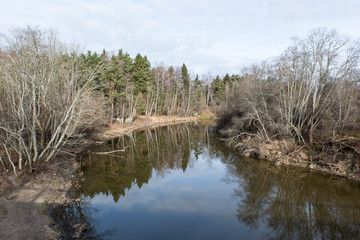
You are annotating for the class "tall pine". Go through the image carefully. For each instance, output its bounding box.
[181,63,191,115]
[132,54,153,94]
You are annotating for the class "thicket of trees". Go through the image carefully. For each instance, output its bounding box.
[0,26,359,174]
[83,51,238,119]
[0,26,228,174]
[0,27,105,174]
[216,29,360,166]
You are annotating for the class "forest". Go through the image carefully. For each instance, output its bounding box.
[0,26,359,176]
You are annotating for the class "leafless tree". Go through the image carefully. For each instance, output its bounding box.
[275,28,360,143]
[0,26,104,174]
[221,28,360,149]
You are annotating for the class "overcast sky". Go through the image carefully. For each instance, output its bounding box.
[1,0,360,76]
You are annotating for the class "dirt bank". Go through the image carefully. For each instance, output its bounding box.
[0,115,199,240]
[227,135,360,182]
[95,115,198,140]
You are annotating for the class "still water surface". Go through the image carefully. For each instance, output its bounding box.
[54,123,360,239]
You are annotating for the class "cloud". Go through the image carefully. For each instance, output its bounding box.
[1,0,359,75]
[90,157,237,215]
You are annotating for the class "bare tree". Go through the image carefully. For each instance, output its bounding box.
[276,28,360,143]
[0,26,103,174]
[220,28,360,153]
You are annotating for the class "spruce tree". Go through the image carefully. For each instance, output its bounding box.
[223,73,231,84]
[132,53,153,94]
[181,63,190,92]
[181,63,191,115]
[212,75,224,100]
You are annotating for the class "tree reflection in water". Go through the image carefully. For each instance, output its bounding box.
[51,199,115,239]
[77,122,213,203]
[223,156,360,240]
[64,122,360,239]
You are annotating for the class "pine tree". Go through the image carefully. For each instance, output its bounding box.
[230,74,243,82]
[181,63,190,92]
[79,50,106,89]
[100,53,125,122]
[223,73,231,84]
[194,74,203,98]
[132,54,153,94]
[212,75,224,100]
[181,63,191,115]
[117,49,133,76]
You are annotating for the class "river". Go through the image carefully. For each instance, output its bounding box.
[52,122,360,240]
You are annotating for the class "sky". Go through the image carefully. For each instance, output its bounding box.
[1,0,360,77]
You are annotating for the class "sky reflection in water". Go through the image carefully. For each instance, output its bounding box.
[73,123,360,240]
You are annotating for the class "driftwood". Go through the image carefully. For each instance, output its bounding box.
[327,137,360,155]
[91,147,128,155]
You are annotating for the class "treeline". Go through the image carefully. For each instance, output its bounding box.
[80,49,242,120]
[0,26,232,174]
[1,26,359,174]
[80,50,202,120]
[216,28,360,172]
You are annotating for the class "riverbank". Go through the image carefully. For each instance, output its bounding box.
[221,134,360,182]
[0,115,200,240]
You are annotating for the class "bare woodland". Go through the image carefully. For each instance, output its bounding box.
[0,27,104,174]
[217,29,360,173]
[0,26,208,174]
[0,26,359,176]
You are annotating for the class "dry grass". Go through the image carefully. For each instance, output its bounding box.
[199,109,216,118]
[95,115,199,140]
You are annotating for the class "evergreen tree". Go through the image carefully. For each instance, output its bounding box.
[117,49,133,76]
[181,63,190,92]
[212,75,224,100]
[181,63,191,115]
[230,74,243,82]
[132,53,153,94]
[100,53,126,122]
[192,74,205,111]
[223,73,231,84]
[194,74,203,98]
[79,50,106,88]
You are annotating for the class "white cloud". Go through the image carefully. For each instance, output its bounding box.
[89,157,237,215]
[1,0,359,75]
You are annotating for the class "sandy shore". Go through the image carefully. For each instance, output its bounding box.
[0,115,199,240]
[97,115,198,140]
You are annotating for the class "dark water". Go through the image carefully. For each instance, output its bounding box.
[53,123,360,240]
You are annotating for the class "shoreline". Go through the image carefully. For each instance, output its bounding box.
[0,115,200,240]
[223,136,360,182]
[1,115,358,239]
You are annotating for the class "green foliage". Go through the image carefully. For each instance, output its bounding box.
[117,49,134,74]
[223,73,231,84]
[79,50,106,89]
[194,74,203,98]
[137,98,146,115]
[100,55,125,99]
[212,75,224,100]
[132,54,153,94]
[181,63,190,91]
[230,74,243,82]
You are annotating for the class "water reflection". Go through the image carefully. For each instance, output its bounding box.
[78,122,214,203]
[51,200,114,239]
[225,158,360,239]
[60,122,360,240]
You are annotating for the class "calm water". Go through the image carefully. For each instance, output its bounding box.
[53,123,360,240]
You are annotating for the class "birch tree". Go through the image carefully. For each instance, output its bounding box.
[0,26,103,173]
